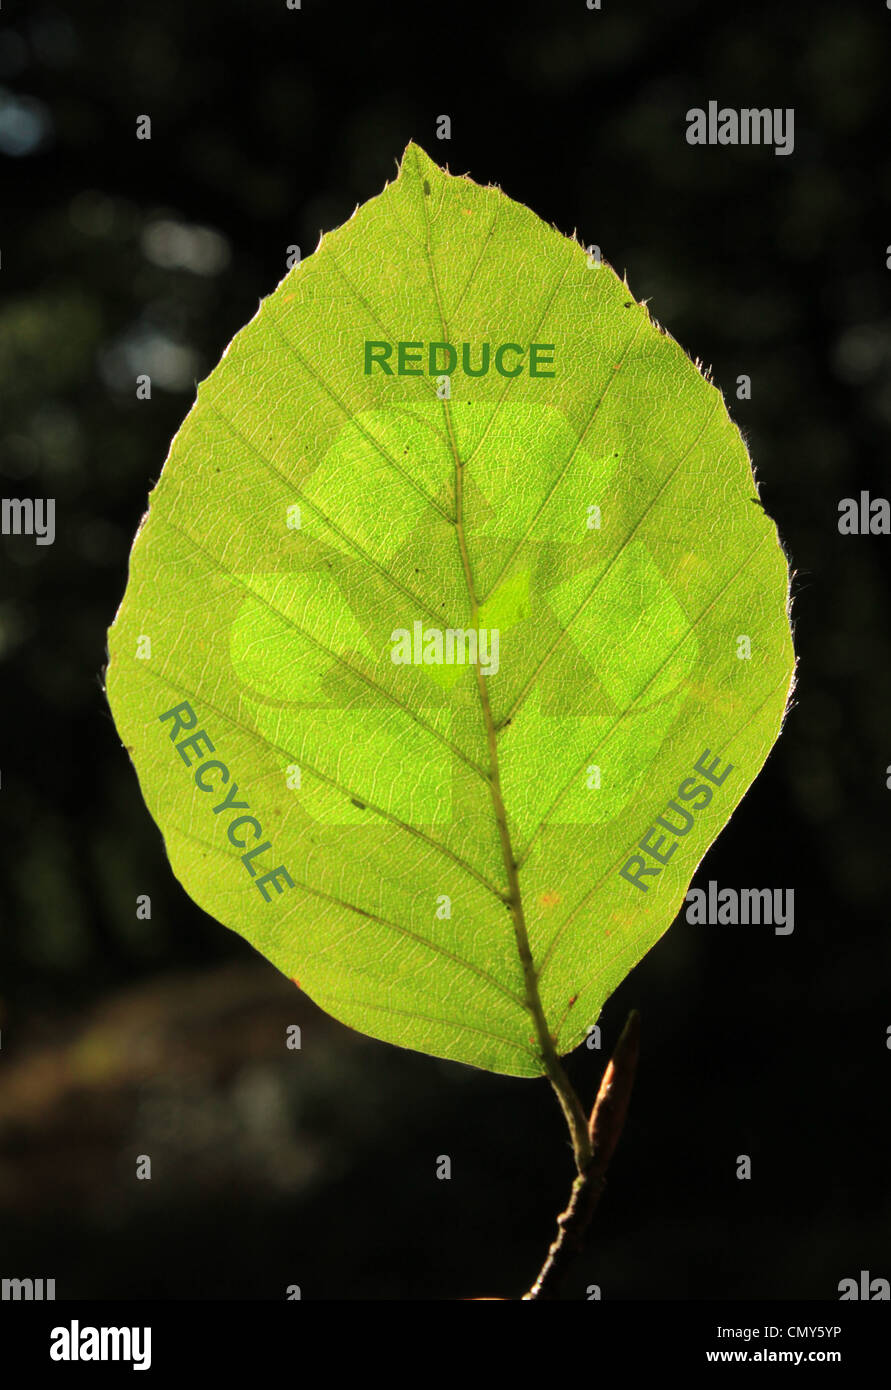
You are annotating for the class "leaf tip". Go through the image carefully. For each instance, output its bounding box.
[399,139,439,180]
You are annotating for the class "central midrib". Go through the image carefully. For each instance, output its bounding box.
[414,164,590,1142]
[412,156,591,1162]
[446,388,591,1155]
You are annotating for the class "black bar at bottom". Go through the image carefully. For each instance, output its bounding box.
[0,1299,887,1376]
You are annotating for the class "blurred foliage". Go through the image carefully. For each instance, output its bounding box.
[0,0,889,1298]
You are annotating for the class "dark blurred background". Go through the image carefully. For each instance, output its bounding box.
[0,0,889,1300]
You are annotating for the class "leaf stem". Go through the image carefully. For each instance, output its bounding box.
[545,1054,594,1173]
[524,1009,641,1300]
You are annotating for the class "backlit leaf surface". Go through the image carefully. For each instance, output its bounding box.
[106,144,795,1077]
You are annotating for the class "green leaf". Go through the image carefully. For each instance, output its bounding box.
[106,143,795,1078]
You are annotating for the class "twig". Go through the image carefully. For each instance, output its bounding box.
[523,1009,641,1300]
